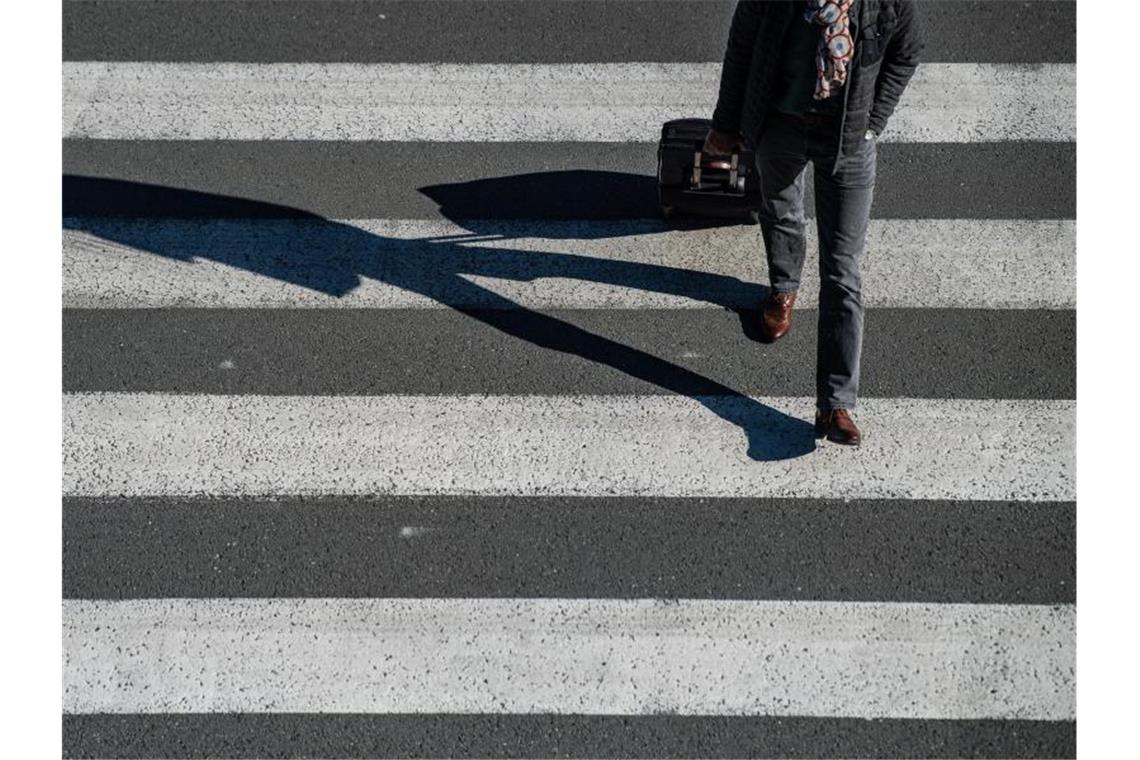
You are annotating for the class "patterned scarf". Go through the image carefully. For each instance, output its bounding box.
[803,0,856,100]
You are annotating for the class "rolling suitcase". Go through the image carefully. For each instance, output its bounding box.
[656,117,761,224]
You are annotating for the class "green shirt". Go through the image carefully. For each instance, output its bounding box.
[773,1,859,116]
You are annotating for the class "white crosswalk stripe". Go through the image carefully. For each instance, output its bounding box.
[64,393,1074,501]
[61,1,1077,757]
[63,218,1075,309]
[65,598,1075,719]
[63,62,1074,142]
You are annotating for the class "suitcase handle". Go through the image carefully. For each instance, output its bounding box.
[692,150,739,188]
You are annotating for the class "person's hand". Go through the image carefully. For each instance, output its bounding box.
[702,128,742,157]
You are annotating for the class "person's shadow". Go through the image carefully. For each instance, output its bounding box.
[63,171,816,461]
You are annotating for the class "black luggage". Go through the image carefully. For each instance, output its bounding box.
[656,117,761,224]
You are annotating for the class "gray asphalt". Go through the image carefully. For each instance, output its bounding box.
[64,496,1075,603]
[62,140,1076,220]
[63,0,1077,63]
[63,713,1076,759]
[62,308,1075,399]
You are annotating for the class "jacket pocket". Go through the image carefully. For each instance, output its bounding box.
[858,22,893,67]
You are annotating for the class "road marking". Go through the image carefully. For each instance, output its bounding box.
[63,62,1074,142]
[63,394,1074,501]
[64,598,1074,719]
[63,218,1075,309]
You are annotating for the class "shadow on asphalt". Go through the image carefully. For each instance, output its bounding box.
[63,172,816,461]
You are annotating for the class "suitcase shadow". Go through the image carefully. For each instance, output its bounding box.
[63,173,815,461]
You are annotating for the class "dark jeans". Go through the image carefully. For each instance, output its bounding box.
[755,110,877,410]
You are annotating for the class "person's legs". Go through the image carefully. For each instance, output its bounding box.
[811,134,876,412]
[755,114,810,293]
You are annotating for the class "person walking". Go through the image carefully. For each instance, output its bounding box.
[704,0,922,445]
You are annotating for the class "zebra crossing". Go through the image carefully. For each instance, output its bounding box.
[62,1,1076,757]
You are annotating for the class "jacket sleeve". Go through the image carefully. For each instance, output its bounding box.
[867,0,923,136]
[711,1,762,134]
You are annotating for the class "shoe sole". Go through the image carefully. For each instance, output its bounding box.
[826,435,861,446]
[758,326,791,344]
[815,425,861,446]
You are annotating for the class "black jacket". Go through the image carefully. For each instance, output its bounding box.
[711,0,923,167]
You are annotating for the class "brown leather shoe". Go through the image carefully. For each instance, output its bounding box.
[759,290,798,342]
[814,408,862,446]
